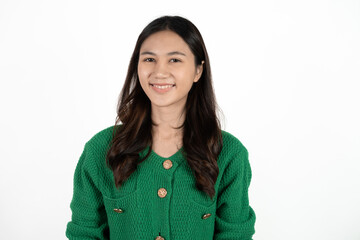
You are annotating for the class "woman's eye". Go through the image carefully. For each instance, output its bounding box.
[144,58,155,62]
[170,58,181,63]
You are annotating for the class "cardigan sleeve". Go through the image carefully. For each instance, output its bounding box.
[214,146,256,240]
[66,142,109,240]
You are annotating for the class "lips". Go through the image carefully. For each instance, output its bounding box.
[150,83,175,93]
[150,84,175,89]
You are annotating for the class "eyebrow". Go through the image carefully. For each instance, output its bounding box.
[140,51,186,56]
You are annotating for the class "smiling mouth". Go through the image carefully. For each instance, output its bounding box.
[150,84,175,89]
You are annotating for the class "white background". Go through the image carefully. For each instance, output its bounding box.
[0,0,359,239]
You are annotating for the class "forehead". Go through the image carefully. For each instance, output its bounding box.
[140,30,192,55]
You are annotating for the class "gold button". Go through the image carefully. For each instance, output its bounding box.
[202,213,211,219]
[155,236,164,240]
[163,160,173,169]
[157,188,167,198]
[113,208,123,213]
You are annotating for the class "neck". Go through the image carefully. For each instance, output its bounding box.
[151,104,185,141]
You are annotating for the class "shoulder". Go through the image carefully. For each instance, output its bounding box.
[220,130,248,157]
[86,125,120,149]
[77,125,121,173]
[81,125,122,163]
[72,126,120,190]
[218,130,250,174]
[218,130,252,186]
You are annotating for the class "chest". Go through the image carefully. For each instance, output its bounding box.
[99,154,219,239]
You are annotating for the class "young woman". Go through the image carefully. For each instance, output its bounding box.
[66,16,256,240]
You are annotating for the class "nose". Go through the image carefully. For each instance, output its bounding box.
[153,60,169,78]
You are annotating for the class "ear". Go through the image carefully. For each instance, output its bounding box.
[193,61,204,83]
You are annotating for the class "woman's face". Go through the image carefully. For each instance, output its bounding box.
[138,30,203,111]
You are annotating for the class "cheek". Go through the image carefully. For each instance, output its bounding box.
[138,62,151,76]
[138,65,149,84]
[175,68,197,86]
[137,64,144,78]
[138,76,148,94]
[137,66,147,89]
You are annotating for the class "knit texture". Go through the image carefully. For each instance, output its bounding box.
[66,125,256,240]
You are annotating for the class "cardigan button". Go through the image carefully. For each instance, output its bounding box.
[163,160,173,169]
[157,188,167,198]
[113,208,123,213]
[202,213,211,219]
[155,236,164,240]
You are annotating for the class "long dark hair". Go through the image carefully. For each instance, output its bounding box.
[106,16,222,199]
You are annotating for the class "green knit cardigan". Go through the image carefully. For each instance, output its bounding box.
[66,125,255,239]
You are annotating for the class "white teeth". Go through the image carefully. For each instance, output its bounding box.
[152,84,174,89]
